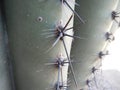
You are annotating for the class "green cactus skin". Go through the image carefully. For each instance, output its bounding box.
[0,5,13,90]
[4,0,76,90]
[69,0,120,90]
[3,0,120,90]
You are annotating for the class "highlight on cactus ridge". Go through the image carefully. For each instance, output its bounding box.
[1,0,120,90]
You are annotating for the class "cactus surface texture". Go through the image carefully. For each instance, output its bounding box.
[69,0,120,90]
[2,0,120,90]
[4,0,75,90]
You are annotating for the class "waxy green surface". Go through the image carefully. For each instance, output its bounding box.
[70,0,119,89]
[4,0,74,90]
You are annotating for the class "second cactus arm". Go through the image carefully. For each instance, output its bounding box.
[69,0,120,90]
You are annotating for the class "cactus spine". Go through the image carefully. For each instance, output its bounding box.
[2,0,120,90]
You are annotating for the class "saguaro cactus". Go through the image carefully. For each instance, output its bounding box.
[2,0,120,90]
